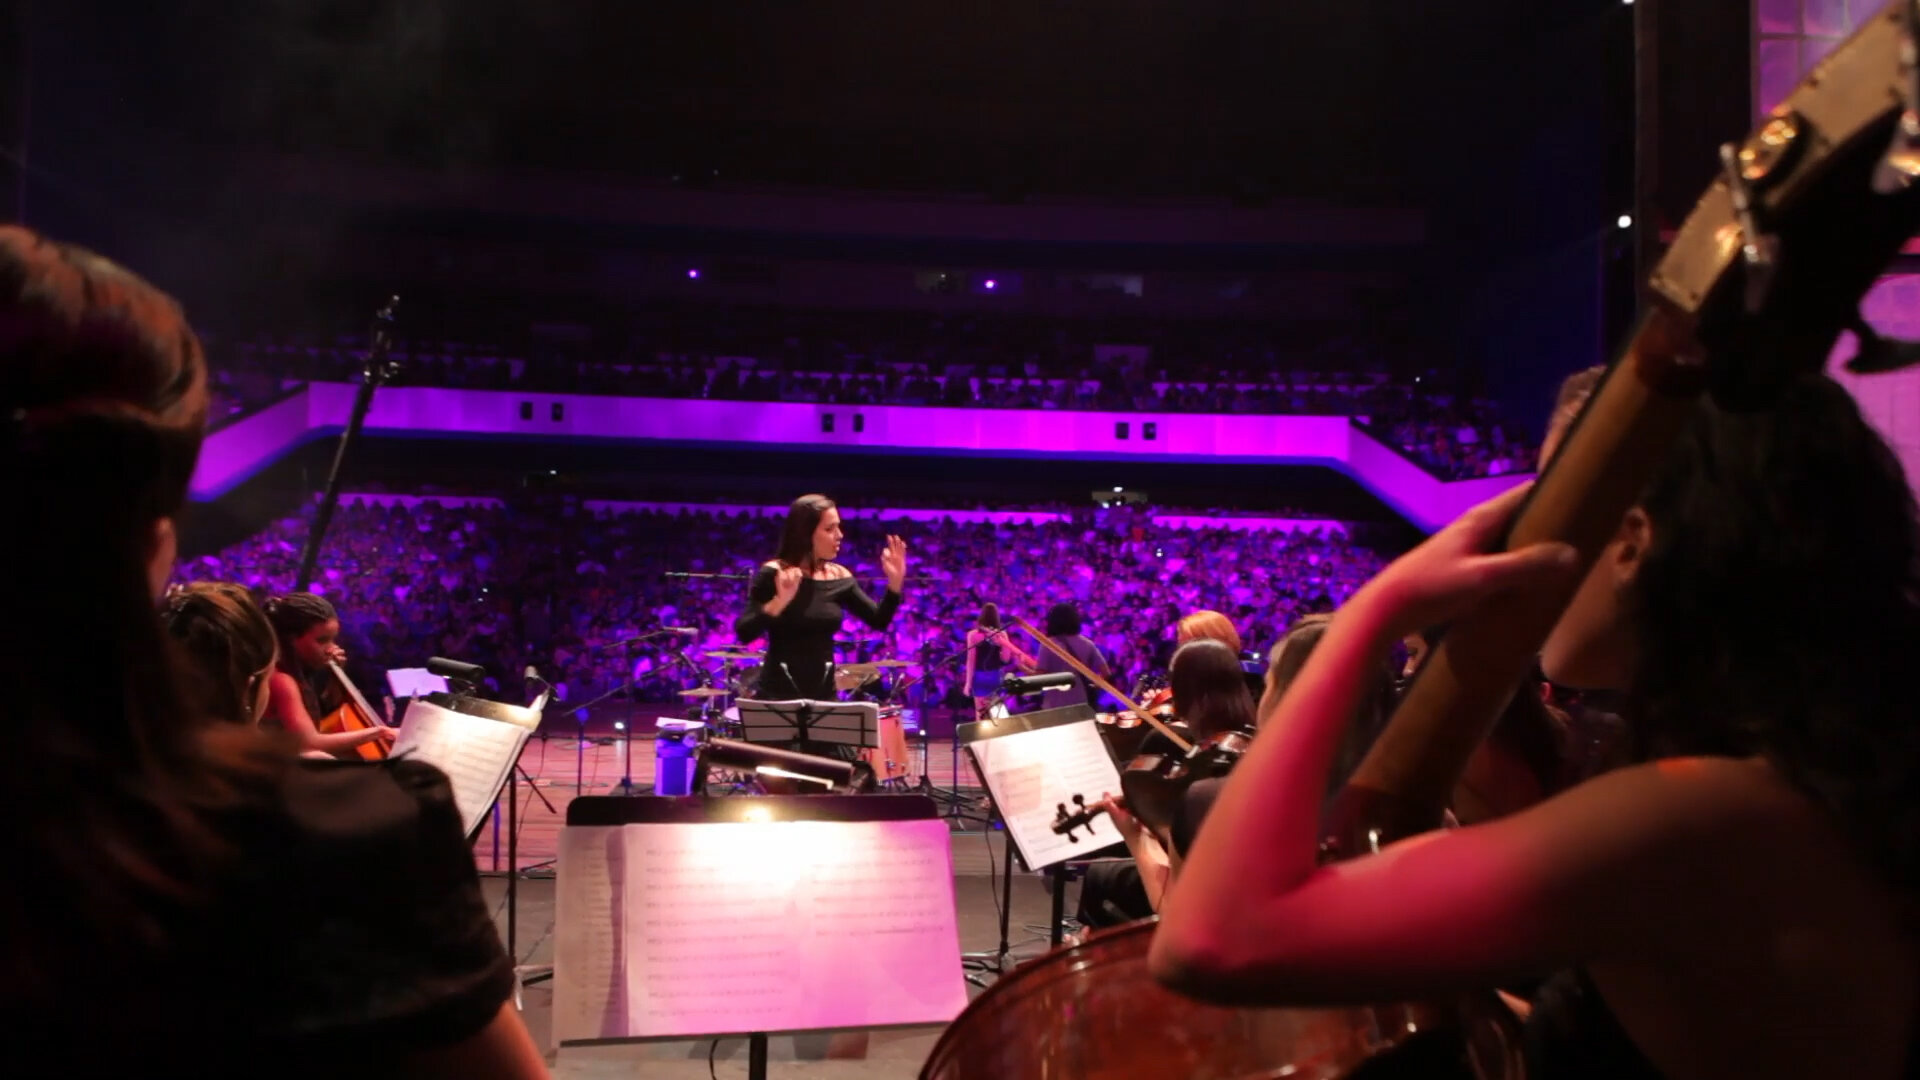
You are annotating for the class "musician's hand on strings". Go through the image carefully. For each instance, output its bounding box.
[362,724,398,747]
[325,644,349,665]
[1353,481,1580,639]
[1092,792,1143,843]
[881,534,908,592]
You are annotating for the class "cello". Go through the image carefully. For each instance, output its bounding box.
[923,7,1920,1076]
[315,660,394,762]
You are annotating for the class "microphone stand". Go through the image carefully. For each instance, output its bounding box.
[569,628,688,796]
[611,636,647,797]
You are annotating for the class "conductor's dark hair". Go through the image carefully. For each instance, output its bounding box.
[776,494,837,567]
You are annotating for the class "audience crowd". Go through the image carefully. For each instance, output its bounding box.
[174,497,1389,721]
[201,306,1534,479]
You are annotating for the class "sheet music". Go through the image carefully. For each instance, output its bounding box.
[391,700,534,837]
[385,667,450,698]
[554,818,967,1042]
[736,699,878,748]
[552,827,629,1046]
[969,719,1126,870]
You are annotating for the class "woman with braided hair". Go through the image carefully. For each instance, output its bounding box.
[262,590,396,757]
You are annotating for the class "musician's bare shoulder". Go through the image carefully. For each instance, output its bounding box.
[824,563,853,580]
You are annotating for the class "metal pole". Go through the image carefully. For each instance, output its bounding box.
[293,297,399,591]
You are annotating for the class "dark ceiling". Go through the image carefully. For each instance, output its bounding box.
[54,0,1626,205]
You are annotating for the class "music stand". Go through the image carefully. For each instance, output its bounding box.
[735,698,878,754]
[555,794,967,1079]
[955,702,1117,983]
[396,691,551,985]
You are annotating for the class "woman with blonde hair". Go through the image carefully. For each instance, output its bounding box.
[160,582,278,727]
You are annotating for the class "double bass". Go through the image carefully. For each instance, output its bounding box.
[923,6,1920,1076]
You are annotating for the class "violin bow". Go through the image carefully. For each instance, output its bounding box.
[1011,615,1192,753]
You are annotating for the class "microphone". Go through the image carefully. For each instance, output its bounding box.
[1002,671,1078,694]
[779,661,799,697]
[522,666,554,711]
[427,656,487,684]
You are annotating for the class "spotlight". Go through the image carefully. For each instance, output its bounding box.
[1616,214,1634,229]
[983,279,997,290]
[687,268,701,280]
[613,720,626,732]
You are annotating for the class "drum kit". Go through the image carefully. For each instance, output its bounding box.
[674,650,918,787]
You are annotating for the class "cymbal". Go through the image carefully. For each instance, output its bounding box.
[707,650,764,661]
[837,663,879,678]
[680,687,732,698]
[869,659,914,669]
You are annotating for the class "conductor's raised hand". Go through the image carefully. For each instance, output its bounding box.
[881,534,909,592]
[773,565,805,605]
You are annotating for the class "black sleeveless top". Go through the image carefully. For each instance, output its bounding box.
[974,633,1008,673]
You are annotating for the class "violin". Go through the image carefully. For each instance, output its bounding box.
[1131,672,1175,716]
[925,13,1920,1076]
[1051,793,1104,842]
[1121,727,1252,836]
[1055,726,1254,842]
[1017,615,1253,836]
[316,661,393,762]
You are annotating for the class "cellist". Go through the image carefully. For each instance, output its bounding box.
[263,592,396,759]
[1155,374,1920,1079]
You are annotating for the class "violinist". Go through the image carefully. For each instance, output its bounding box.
[963,603,1036,716]
[1255,614,1399,808]
[1156,374,1920,1079]
[1089,639,1257,912]
[1175,609,1266,700]
[262,593,395,758]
